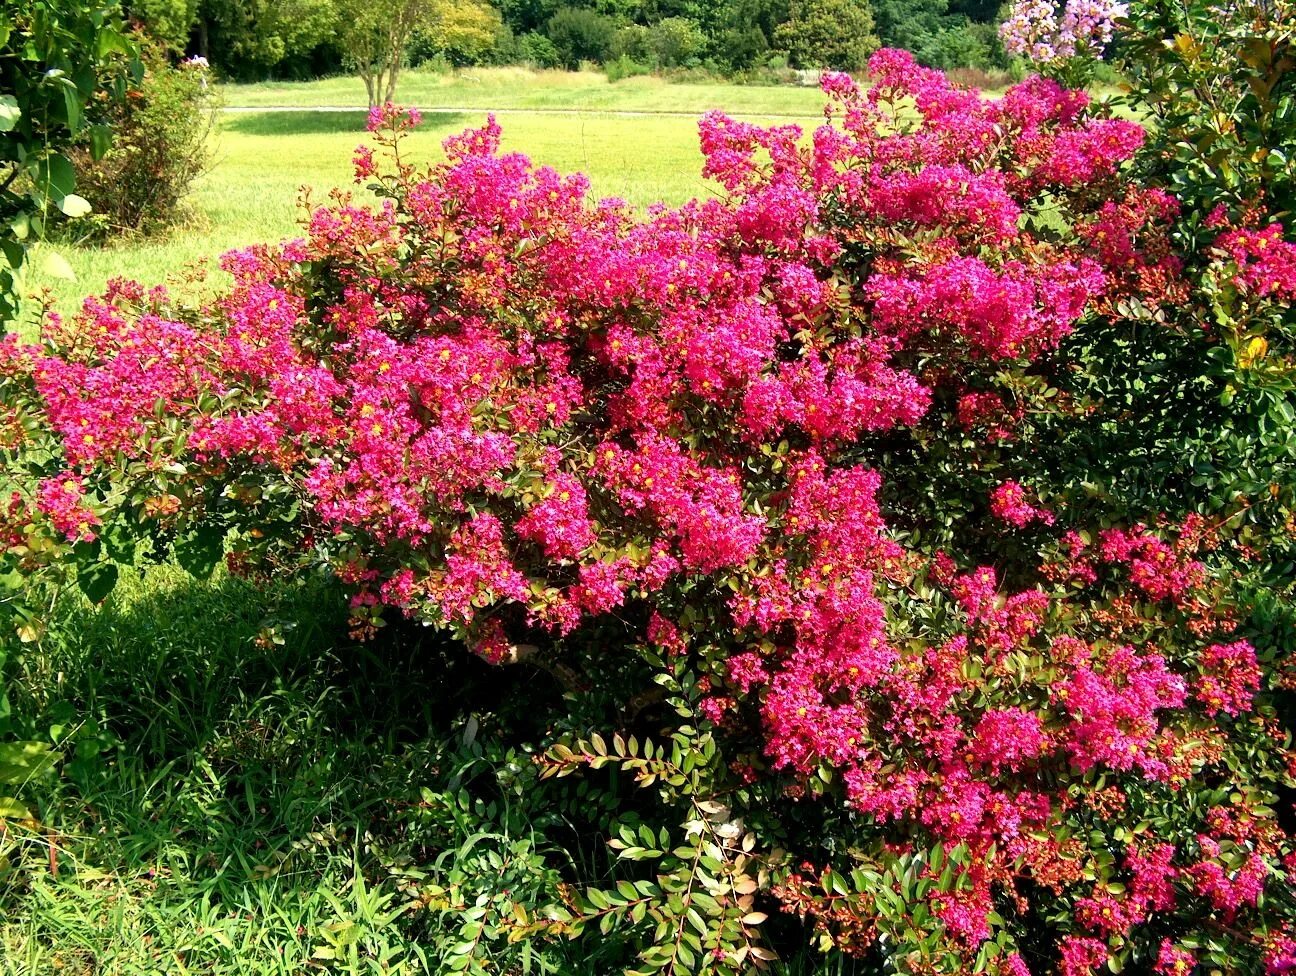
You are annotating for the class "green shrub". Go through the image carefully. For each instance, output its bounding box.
[62,40,217,243]
[646,17,707,68]
[713,24,772,71]
[515,29,562,68]
[605,53,651,82]
[612,23,652,62]
[1120,0,1296,226]
[773,0,880,69]
[545,7,616,68]
[995,0,1296,591]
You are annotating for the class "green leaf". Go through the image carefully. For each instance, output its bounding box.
[58,194,92,218]
[62,84,82,133]
[77,561,118,604]
[88,123,113,160]
[35,153,76,201]
[95,25,134,60]
[174,524,226,579]
[0,797,32,820]
[0,95,19,134]
[40,251,76,280]
[0,237,24,271]
[0,741,56,786]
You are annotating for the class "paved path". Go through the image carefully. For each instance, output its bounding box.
[221,104,823,120]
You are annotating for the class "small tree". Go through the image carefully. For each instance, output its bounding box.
[773,0,879,69]
[125,0,201,51]
[647,16,706,67]
[337,0,435,108]
[545,7,616,68]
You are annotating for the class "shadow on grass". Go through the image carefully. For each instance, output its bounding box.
[0,568,874,974]
[223,110,474,137]
[0,567,589,973]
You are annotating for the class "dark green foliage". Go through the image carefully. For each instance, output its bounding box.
[195,0,339,80]
[1120,0,1296,225]
[874,0,1005,69]
[124,0,200,51]
[772,0,879,69]
[496,0,562,34]
[646,16,706,67]
[516,28,563,65]
[874,0,948,55]
[546,6,617,67]
[1081,0,1296,578]
[712,24,770,70]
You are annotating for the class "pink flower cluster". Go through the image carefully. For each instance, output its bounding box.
[1216,224,1296,300]
[1000,0,1127,63]
[36,474,99,542]
[1195,639,1262,716]
[990,480,1055,528]
[1096,525,1208,603]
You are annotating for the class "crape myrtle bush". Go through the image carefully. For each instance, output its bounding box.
[2,49,1296,974]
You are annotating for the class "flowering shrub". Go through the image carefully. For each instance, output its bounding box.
[999,0,1126,70]
[1,51,1294,974]
[996,0,1295,648]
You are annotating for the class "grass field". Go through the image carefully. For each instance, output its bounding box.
[222,65,833,114]
[27,72,830,321]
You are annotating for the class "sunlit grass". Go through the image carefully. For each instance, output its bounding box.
[222,64,833,115]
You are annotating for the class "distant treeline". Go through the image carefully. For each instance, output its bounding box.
[124,0,1011,81]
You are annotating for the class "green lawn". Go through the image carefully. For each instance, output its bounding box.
[222,65,832,115]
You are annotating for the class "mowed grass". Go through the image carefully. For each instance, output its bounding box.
[27,100,821,320]
[223,65,832,115]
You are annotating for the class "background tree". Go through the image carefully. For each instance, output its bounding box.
[646,16,705,66]
[873,0,948,58]
[495,0,561,35]
[336,0,436,108]
[0,0,136,323]
[545,7,616,67]
[773,0,879,69]
[709,0,787,69]
[412,0,503,64]
[198,0,338,78]
[124,0,199,50]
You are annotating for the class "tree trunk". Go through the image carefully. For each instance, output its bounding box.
[362,69,377,110]
[384,62,400,105]
[384,26,404,105]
